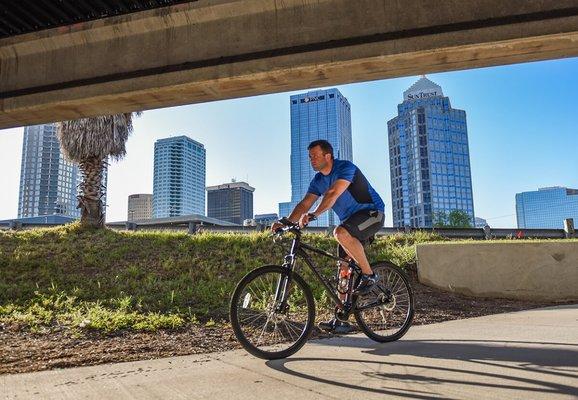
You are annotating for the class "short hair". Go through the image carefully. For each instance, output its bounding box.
[307,140,334,159]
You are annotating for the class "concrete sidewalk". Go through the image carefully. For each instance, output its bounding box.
[2,305,577,400]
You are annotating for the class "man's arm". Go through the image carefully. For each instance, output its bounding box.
[287,193,318,223]
[310,179,350,218]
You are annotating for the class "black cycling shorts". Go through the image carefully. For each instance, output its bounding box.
[337,209,385,259]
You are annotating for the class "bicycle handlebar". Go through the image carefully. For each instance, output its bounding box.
[272,215,317,237]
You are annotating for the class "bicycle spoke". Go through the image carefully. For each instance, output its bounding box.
[238,309,267,325]
[256,312,274,347]
[280,320,296,342]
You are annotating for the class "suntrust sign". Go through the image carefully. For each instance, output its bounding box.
[405,91,439,100]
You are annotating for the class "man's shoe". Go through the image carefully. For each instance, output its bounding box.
[354,273,378,295]
[318,318,354,334]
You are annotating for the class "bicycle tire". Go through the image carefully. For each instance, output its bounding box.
[230,265,315,359]
[354,261,414,342]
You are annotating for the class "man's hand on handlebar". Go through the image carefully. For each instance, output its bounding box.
[299,213,316,228]
[270,221,284,233]
[271,214,317,234]
[271,217,296,234]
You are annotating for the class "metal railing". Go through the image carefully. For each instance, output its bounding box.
[112,220,574,239]
[2,219,575,239]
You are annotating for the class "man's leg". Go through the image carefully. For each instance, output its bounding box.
[336,210,385,294]
[333,226,373,275]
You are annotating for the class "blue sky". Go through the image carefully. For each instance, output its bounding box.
[0,57,576,227]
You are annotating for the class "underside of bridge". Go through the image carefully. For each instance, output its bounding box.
[1,0,578,129]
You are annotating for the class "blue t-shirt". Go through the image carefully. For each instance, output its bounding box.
[307,159,385,222]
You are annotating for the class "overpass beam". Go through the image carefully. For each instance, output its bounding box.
[1,0,578,128]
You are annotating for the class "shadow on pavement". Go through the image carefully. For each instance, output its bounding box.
[312,337,578,367]
[265,340,578,398]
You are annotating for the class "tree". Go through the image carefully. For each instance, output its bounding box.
[433,209,472,228]
[58,113,140,228]
[448,209,473,228]
[433,210,449,228]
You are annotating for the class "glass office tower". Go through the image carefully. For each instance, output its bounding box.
[153,135,206,218]
[279,88,353,227]
[516,187,578,228]
[388,76,474,227]
[18,124,81,218]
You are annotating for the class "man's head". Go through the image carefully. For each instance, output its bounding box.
[308,140,334,172]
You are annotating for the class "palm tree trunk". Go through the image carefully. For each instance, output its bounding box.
[78,156,105,228]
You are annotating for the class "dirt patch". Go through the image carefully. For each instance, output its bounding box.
[0,273,568,375]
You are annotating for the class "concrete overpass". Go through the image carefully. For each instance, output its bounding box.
[1,0,578,129]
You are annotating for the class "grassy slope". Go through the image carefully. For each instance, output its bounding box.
[0,224,438,332]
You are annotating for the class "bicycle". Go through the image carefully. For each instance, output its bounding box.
[229,217,415,359]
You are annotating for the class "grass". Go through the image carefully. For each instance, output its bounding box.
[0,291,184,332]
[6,222,566,332]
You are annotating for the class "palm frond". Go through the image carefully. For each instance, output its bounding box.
[57,112,141,163]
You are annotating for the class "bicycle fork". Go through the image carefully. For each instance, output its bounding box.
[274,242,299,313]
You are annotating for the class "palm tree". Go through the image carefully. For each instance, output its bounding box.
[58,112,141,229]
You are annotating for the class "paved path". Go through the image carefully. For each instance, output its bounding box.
[2,305,577,399]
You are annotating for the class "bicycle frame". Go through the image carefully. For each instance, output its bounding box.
[272,228,395,319]
[274,232,361,315]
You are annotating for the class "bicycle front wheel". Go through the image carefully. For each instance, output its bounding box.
[354,261,414,342]
[230,265,315,359]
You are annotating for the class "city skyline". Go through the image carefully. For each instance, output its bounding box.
[0,57,577,227]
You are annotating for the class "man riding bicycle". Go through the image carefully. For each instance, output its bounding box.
[272,139,385,333]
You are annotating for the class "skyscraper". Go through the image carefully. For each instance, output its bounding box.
[207,181,254,225]
[516,187,578,229]
[18,124,81,219]
[388,76,474,228]
[153,135,206,218]
[127,194,153,221]
[279,88,353,227]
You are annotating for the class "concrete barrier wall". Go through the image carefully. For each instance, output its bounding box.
[416,241,578,301]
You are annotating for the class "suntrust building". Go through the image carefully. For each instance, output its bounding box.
[387,77,475,227]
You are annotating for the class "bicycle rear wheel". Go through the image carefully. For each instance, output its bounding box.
[230,265,315,359]
[354,261,414,342]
